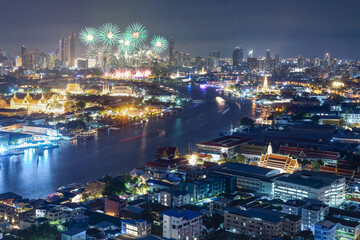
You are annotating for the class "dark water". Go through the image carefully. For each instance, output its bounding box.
[0,85,255,198]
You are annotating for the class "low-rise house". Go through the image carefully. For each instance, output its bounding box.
[19,217,49,230]
[104,195,126,217]
[0,192,35,226]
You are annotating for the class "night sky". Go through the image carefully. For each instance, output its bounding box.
[1,0,360,59]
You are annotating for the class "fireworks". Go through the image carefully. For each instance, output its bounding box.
[151,35,168,54]
[79,27,99,45]
[125,23,148,45]
[99,23,121,46]
[79,22,168,76]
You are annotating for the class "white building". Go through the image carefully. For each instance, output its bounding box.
[162,209,202,240]
[23,125,59,137]
[274,171,345,207]
[121,219,151,238]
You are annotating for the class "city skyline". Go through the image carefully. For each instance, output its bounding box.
[0,0,360,58]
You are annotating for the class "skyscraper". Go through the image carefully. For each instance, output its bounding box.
[68,33,75,67]
[21,45,27,68]
[59,37,66,66]
[169,39,174,65]
[232,47,242,67]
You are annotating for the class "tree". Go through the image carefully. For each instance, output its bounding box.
[235,154,246,164]
[11,223,60,240]
[85,181,105,200]
[76,101,86,110]
[103,177,126,196]
[311,115,320,124]
[311,159,324,172]
[66,120,86,132]
[240,117,254,126]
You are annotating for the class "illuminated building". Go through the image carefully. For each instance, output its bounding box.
[196,136,252,159]
[169,39,174,65]
[224,208,301,239]
[274,171,345,207]
[110,86,134,96]
[259,148,300,174]
[15,56,22,67]
[314,220,337,240]
[179,178,225,203]
[9,92,66,113]
[121,219,151,238]
[162,209,202,240]
[68,33,75,67]
[302,203,329,232]
[232,47,242,67]
[10,92,47,112]
[0,192,35,226]
[48,52,56,69]
[211,163,280,197]
[65,83,83,94]
[59,37,66,66]
[76,58,88,69]
[247,57,258,70]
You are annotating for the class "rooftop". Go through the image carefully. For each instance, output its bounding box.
[162,209,202,221]
[225,207,286,224]
[275,170,344,189]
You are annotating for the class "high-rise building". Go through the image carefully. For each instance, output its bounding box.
[209,50,220,68]
[68,33,75,67]
[15,56,22,67]
[169,39,174,65]
[265,49,272,70]
[247,57,258,70]
[59,37,66,66]
[21,45,26,58]
[21,45,27,68]
[48,52,56,69]
[26,51,36,70]
[38,53,47,69]
[297,56,305,68]
[275,54,280,68]
[232,47,242,67]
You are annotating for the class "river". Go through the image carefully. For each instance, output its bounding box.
[0,85,256,199]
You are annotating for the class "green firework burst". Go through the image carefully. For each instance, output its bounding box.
[151,35,168,54]
[79,27,99,45]
[99,23,121,46]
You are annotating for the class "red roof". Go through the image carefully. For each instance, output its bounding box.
[278,146,339,160]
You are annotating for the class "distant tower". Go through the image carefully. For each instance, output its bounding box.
[169,39,174,65]
[59,37,66,66]
[262,76,269,92]
[68,33,75,67]
[21,45,27,68]
[248,50,253,57]
[232,47,242,67]
[267,142,273,155]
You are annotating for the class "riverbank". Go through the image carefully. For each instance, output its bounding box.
[0,85,253,199]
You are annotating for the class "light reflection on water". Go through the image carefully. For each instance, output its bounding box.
[0,86,256,198]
